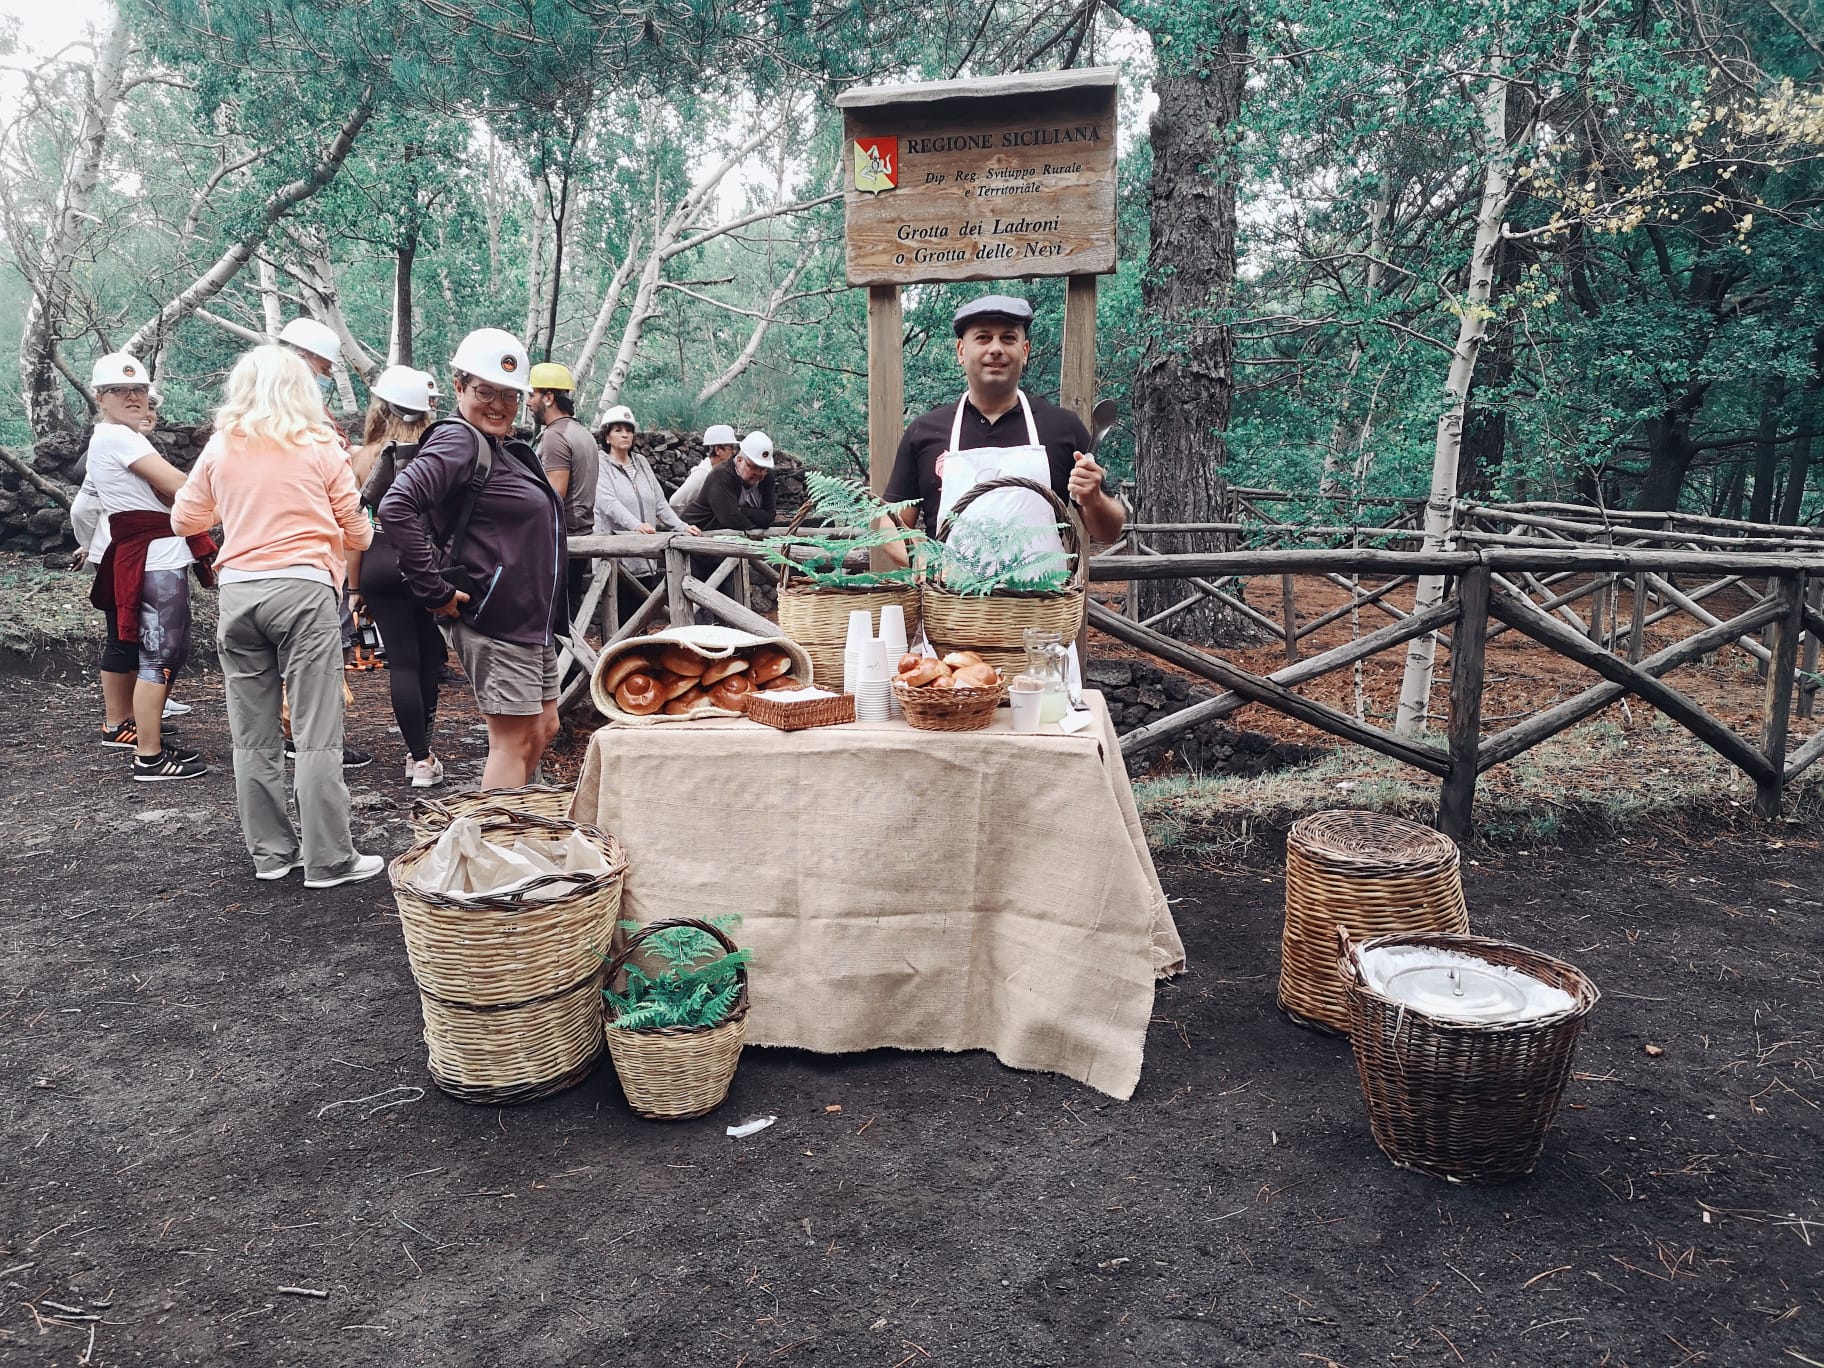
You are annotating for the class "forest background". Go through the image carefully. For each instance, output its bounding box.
[1,0,1821,539]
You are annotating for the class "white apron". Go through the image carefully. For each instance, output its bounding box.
[934,390,1069,585]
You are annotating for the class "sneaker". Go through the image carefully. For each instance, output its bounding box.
[100,720,138,749]
[255,859,304,881]
[162,699,193,718]
[283,739,374,770]
[408,756,445,789]
[303,852,385,889]
[162,742,205,764]
[132,749,208,782]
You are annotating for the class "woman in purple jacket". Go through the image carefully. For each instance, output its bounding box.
[376,329,565,790]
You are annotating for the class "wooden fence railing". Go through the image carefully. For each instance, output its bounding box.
[560,521,1824,841]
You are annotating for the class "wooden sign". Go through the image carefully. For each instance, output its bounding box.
[837,69,1118,288]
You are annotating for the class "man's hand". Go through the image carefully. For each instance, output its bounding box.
[1068,450,1110,504]
[637,522,656,535]
[70,548,88,570]
[685,524,701,537]
[431,589,471,620]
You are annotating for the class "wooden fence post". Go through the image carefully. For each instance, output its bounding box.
[1281,573,1299,663]
[1801,577,1822,719]
[1757,573,1805,819]
[1628,571,1647,664]
[665,546,691,628]
[1439,565,1491,842]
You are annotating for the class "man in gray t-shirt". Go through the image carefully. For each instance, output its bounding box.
[528,362,600,614]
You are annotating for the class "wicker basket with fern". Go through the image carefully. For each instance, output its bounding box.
[602,918,751,1120]
[768,474,923,688]
[922,476,1087,676]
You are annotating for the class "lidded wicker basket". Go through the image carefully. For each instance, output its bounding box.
[1338,927,1599,1184]
[388,810,627,1105]
[1279,810,1468,1033]
[602,918,750,1121]
[920,477,1087,676]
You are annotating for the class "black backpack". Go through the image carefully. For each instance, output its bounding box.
[369,417,494,595]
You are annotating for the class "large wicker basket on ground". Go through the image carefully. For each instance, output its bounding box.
[411,784,575,843]
[389,810,627,1105]
[1339,927,1600,1183]
[1279,809,1468,1033]
[920,476,1087,676]
[602,918,750,1121]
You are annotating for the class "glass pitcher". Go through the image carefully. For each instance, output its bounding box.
[1022,628,1069,724]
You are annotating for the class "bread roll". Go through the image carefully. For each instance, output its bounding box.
[614,672,663,715]
[655,646,708,677]
[953,662,1000,689]
[663,688,708,716]
[903,658,950,688]
[708,675,752,709]
[762,674,806,691]
[748,645,795,682]
[601,652,653,693]
[700,657,749,686]
[656,671,698,701]
[897,652,925,675]
[941,650,986,670]
[927,674,956,689]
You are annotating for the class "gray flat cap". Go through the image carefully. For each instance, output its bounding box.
[953,294,1035,335]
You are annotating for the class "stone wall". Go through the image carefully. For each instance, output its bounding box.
[1088,656,1319,777]
[1,425,807,557]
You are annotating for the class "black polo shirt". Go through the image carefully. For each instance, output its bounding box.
[886,391,1090,534]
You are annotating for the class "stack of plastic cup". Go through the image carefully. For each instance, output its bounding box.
[843,609,874,696]
[854,639,891,722]
[878,604,909,717]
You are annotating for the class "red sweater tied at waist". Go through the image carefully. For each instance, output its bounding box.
[89,509,219,643]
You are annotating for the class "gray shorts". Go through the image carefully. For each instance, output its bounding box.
[443,620,559,716]
[137,568,192,684]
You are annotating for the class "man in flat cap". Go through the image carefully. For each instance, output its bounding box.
[882,294,1126,561]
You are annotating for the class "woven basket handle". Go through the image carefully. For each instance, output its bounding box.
[603,917,748,995]
[934,474,1089,593]
[1334,924,1365,986]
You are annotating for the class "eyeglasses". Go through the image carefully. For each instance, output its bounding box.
[98,386,149,399]
[462,380,521,409]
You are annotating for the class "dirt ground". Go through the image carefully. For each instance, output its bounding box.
[2,656,1820,1368]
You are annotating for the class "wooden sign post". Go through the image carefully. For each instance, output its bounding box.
[835,68,1119,502]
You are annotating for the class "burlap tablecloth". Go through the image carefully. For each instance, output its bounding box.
[572,690,1184,1099]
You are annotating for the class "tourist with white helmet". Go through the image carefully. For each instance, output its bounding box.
[171,345,381,886]
[81,350,213,781]
[278,317,343,397]
[347,364,445,788]
[377,328,567,790]
[592,403,697,622]
[669,422,740,516]
[673,429,778,532]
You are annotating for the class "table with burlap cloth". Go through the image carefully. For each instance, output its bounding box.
[572,690,1184,1099]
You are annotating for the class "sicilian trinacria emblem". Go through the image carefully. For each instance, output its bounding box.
[854,137,898,195]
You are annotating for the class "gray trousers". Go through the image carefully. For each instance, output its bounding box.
[218,580,359,880]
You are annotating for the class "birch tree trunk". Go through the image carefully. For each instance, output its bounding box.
[17,9,130,435]
[1393,66,1516,736]
[695,242,815,405]
[121,88,375,361]
[257,257,284,337]
[1320,180,1390,496]
[523,176,549,350]
[572,229,643,394]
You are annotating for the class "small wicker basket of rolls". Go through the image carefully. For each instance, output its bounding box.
[591,625,814,724]
[892,650,1007,732]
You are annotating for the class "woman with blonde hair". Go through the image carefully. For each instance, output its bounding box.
[171,345,382,888]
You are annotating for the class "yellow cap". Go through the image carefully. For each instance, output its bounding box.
[527,362,575,391]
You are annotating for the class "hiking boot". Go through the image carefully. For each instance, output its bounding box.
[132,749,208,782]
[303,852,385,889]
[407,756,445,789]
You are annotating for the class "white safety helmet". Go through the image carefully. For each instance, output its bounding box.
[702,423,737,446]
[739,430,776,469]
[371,364,433,414]
[420,370,441,400]
[91,351,150,388]
[277,317,342,365]
[600,404,637,431]
[449,327,532,393]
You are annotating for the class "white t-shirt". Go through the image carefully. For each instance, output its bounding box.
[84,422,192,571]
[669,456,713,515]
